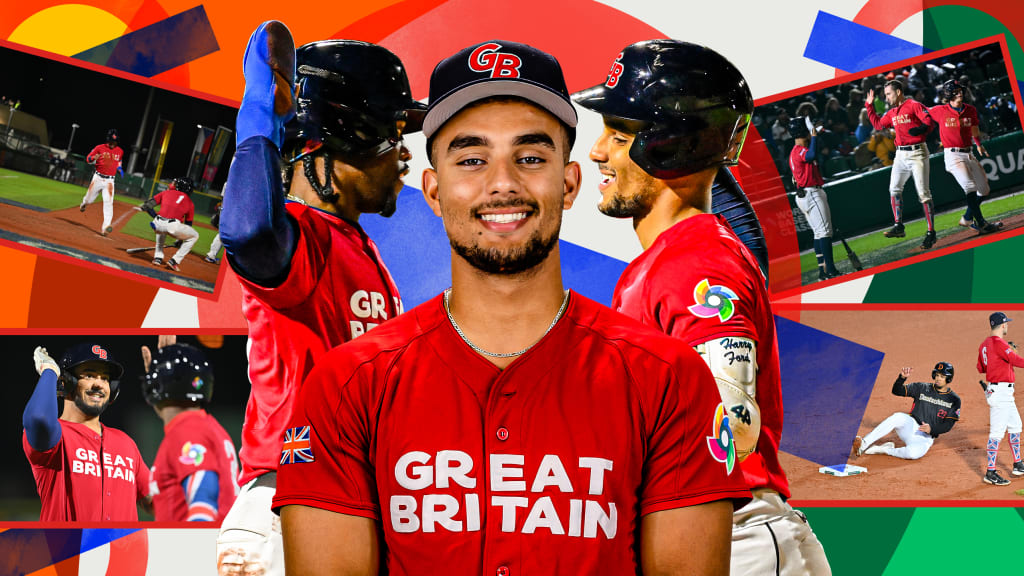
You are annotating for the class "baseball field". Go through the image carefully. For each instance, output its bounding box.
[0,168,220,293]
[782,309,1024,501]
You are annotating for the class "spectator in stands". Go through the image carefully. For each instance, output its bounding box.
[855,109,873,144]
[847,88,864,128]
[867,128,896,167]
[824,97,849,136]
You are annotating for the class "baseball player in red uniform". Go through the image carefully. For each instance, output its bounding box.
[865,80,938,248]
[789,117,841,280]
[215,22,425,575]
[978,312,1024,486]
[929,79,1002,235]
[142,339,239,522]
[138,177,198,272]
[22,343,151,521]
[574,40,831,575]
[273,39,750,575]
[80,129,124,236]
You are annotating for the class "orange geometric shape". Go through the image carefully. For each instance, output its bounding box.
[0,246,37,328]
[24,553,79,576]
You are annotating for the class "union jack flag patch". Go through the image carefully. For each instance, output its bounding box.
[281,426,314,464]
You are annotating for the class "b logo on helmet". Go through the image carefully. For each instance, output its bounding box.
[605,52,624,89]
[91,345,108,360]
[468,43,522,79]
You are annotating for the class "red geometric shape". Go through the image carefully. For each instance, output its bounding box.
[197,266,247,329]
[28,258,158,328]
[105,529,148,576]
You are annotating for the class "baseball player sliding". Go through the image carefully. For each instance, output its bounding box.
[978,312,1024,485]
[137,177,199,272]
[854,364,961,460]
[22,343,151,521]
[274,39,750,575]
[216,22,423,575]
[788,117,842,280]
[574,41,831,575]
[79,129,124,236]
[865,80,938,249]
[929,79,1002,234]
[141,337,239,522]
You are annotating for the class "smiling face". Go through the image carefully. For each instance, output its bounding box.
[587,118,662,218]
[69,364,114,417]
[422,99,580,276]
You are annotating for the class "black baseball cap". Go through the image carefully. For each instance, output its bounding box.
[423,40,577,139]
[990,312,1012,328]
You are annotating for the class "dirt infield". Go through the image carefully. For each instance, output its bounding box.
[783,310,1024,501]
[0,199,218,292]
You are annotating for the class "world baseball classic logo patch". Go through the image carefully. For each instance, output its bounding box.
[688,279,738,321]
[179,442,207,466]
[281,426,314,464]
[706,403,736,475]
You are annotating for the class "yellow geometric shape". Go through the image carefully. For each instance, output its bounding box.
[8,5,128,56]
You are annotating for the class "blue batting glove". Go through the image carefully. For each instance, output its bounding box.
[118,166,124,177]
[237,21,296,149]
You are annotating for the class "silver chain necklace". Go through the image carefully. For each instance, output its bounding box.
[443,288,570,358]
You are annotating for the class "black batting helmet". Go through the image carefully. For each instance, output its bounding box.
[58,343,124,403]
[172,177,193,195]
[573,40,753,179]
[106,129,119,145]
[932,361,955,383]
[284,40,426,163]
[142,344,214,408]
[942,79,964,102]
[788,117,810,139]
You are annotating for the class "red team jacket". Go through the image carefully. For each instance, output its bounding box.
[612,213,790,499]
[22,420,150,521]
[978,335,1024,383]
[865,97,932,146]
[234,201,402,485]
[150,410,240,522]
[273,293,750,574]
[86,144,123,177]
[928,103,980,148]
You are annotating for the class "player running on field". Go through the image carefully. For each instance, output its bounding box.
[854,363,961,460]
[865,80,938,249]
[79,128,124,236]
[274,39,750,576]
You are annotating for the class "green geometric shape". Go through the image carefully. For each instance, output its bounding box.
[922,6,1024,81]
[971,234,1024,302]
[882,508,1024,575]
[864,249,975,302]
[799,507,913,576]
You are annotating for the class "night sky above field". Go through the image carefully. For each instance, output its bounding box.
[0,44,238,189]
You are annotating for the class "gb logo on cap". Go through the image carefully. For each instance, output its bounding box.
[468,43,522,78]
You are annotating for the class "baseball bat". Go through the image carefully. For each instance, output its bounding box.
[835,229,864,271]
[126,246,155,254]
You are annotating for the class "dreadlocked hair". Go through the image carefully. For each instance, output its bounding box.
[300,151,340,204]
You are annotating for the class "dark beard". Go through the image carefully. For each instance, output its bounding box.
[598,194,651,218]
[74,391,109,417]
[450,228,559,275]
[377,187,398,218]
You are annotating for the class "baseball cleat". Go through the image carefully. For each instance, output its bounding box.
[852,436,866,457]
[975,222,1002,234]
[79,203,87,212]
[920,230,937,249]
[958,217,970,227]
[204,256,220,264]
[166,260,180,272]
[152,258,163,266]
[102,226,113,236]
[865,441,894,455]
[1013,462,1024,476]
[883,223,905,238]
[984,469,1010,486]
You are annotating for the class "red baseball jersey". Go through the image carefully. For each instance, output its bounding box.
[273,293,750,574]
[22,420,150,521]
[235,201,402,484]
[87,144,123,177]
[865,98,932,146]
[153,189,196,223]
[150,410,240,522]
[928,103,980,148]
[789,143,824,188]
[977,335,1024,383]
[612,213,789,498]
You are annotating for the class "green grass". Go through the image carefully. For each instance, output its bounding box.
[799,192,1024,273]
[0,167,220,257]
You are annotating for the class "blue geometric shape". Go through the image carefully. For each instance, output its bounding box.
[72,5,219,77]
[80,528,140,555]
[776,316,885,465]
[362,186,629,309]
[0,529,82,574]
[804,11,929,73]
